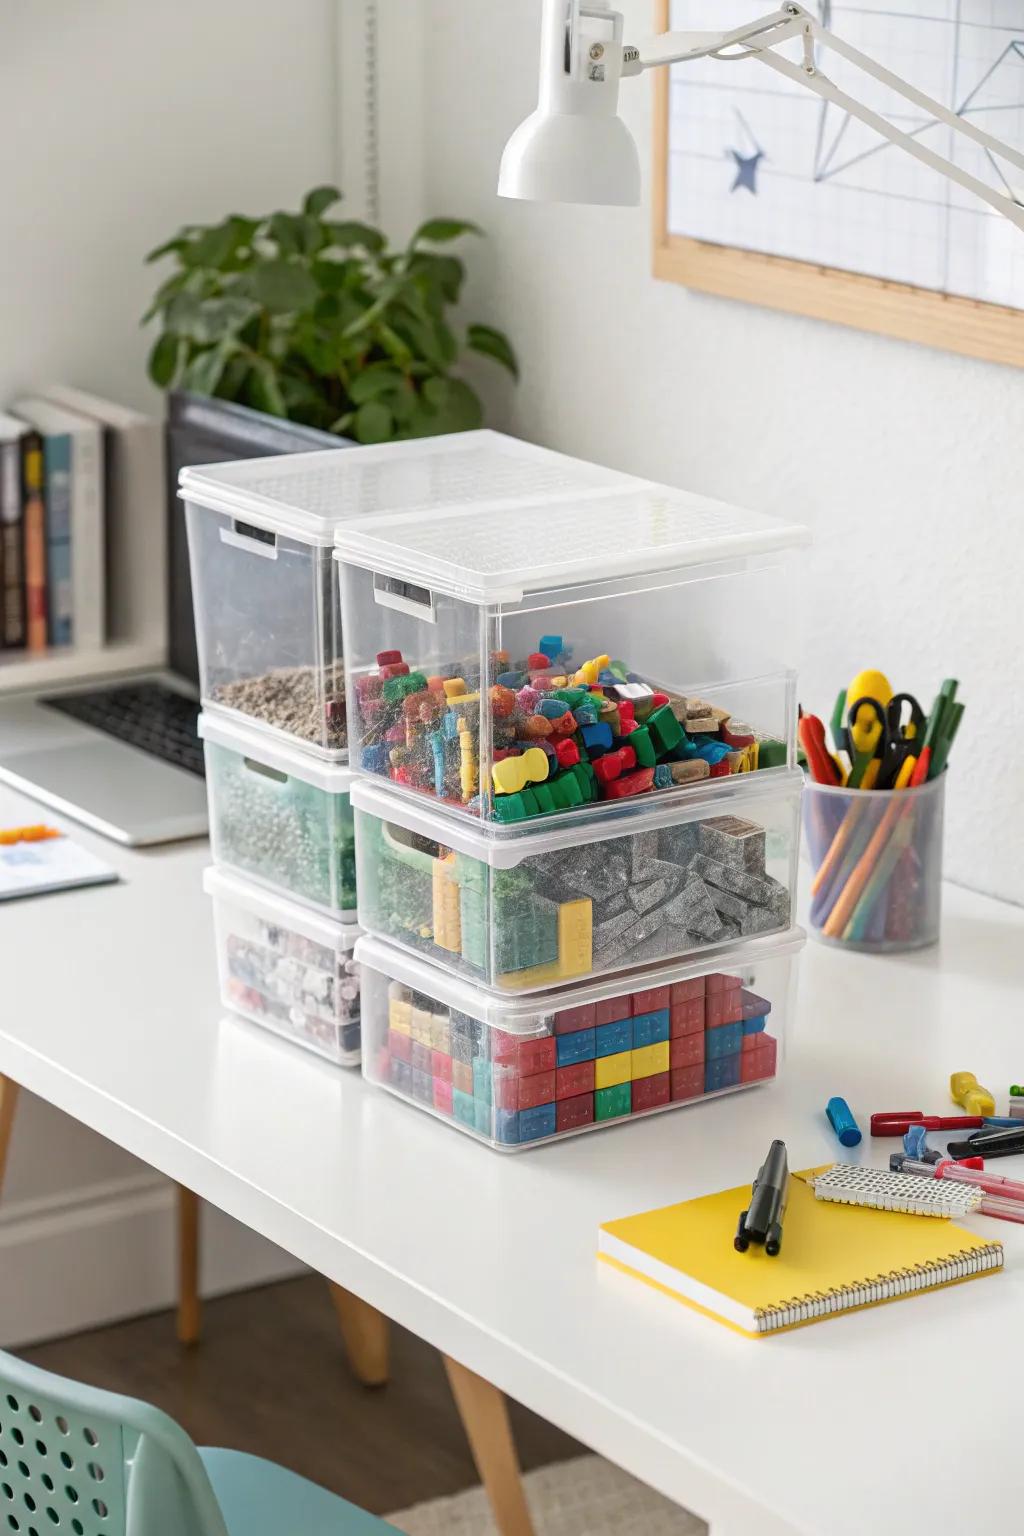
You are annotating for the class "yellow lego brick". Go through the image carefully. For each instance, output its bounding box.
[430,1013,451,1053]
[443,677,467,699]
[459,730,478,801]
[595,1050,632,1090]
[388,996,412,1035]
[631,1041,670,1080]
[411,1006,434,1046]
[432,856,462,953]
[491,746,549,796]
[557,898,592,979]
[749,740,760,771]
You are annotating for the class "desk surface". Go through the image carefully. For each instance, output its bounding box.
[2,783,1022,1536]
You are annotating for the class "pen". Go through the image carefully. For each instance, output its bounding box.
[899,1158,1024,1201]
[735,1139,789,1257]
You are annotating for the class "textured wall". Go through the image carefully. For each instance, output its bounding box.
[413,0,1024,904]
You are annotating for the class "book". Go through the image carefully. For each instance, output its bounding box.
[22,430,48,652]
[598,1168,1003,1337]
[0,414,29,648]
[43,386,164,647]
[11,397,106,650]
[0,825,117,901]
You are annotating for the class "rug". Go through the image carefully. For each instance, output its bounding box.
[387,1454,707,1535]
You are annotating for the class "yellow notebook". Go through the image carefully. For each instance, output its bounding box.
[598,1169,1003,1338]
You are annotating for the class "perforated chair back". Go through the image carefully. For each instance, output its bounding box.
[0,1348,229,1536]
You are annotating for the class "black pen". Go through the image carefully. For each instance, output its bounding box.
[735,1139,789,1257]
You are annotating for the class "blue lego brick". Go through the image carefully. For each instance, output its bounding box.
[705,1054,741,1092]
[390,1058,412,1095]
[473,1099,492,1135]
[473,1057,493,1104]
[580,722,613,757]
[453,1088,477,1127]
[631,1009,670,1050]
[519,1102,557,1143]
[538,635,563,661]
[412,1068,434,1105]
[556,1028,596,1066]
[595,1018,632,1057]
[706,1022,744,1060]
[742,1014,768,1036]
[495,1108,520,1145]
[359,743,390,775]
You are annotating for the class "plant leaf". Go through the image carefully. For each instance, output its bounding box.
[466,323,520,379]
[330,412,355,434]
[182,217,258,272]
[304,184,343,217]
[406,376,483,436]
[182,338,239,397]
[350,364,408,403]
[247,359,288,417]
[145,234,188,264]
[147,332,183,389]
[324,220,386,253]
[250,260,320,314]
[354,400,395,443]
[312,255,357,292]
[412,217,482,245]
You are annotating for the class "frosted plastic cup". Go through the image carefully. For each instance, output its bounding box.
[801,773,945,952]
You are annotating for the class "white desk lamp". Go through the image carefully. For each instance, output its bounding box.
[498,0,1024,231]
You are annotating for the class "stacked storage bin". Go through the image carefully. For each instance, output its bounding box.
[330,431,809,1147]
[179,459,361,1065]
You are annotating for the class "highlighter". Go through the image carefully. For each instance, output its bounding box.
[826,1096,862,1148]
[950,1071,995,1118]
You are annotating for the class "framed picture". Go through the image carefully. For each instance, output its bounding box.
[652,0,1024,366]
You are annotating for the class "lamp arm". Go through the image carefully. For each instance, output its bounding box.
[621,1,1024,230]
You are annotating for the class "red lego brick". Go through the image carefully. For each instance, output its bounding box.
[491,1029,518,1065]
[556,1060,595,1100]
[553,1002,597,1034]
[554,738,581,769]
[431,1050,453,1083]
[706,991,744,1028]
[740,1035,778,1083]
[492,1066,519,1111]
[670,976,706,1004]
[670,998,705,1036]
[527,652,551,671]
[556,1093,595,1132]
[670,1032,704,1069]
[517,1069,556,1111]
[705,972,742,995]
[376,650,403,667]
[631,1072,671,1112]
[671,1064,705,1101]
[388,1030,412,1063]
[595,995,631,1027]
[604,766,655,799]
[518,1036,557,1075]
[632,985,670,1015]
[380,662,410,680]
[433,1079,453,1115]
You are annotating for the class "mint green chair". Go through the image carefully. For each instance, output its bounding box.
[0,1348,396,1535]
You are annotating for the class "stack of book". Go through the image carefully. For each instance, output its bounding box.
[0,387,160,656]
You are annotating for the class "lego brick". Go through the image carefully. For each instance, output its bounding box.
[388,1029,412,1064]
[631,1009,670,1050]
[556,1060,596,1099]
[670,976,706,1003]
[389,1057,412,1095]
[556,1027,596,1066]
[518,1036,557,1075]
[670,1031,705,1069]
[741,988,772,1021]
[697,815,766,873]
[632,985,671,1014]
[411,1040,432,1075]
[411,1006,434,1046]
[631,1040,670,1079]
[706,1021,744,1060]
[670,1063,704,1101]
[595,1050,632,1090]
[663,876,726,942]
[495,1108,520,1145]
[412,1067,434,1105]
[706,991,744,1028]
[473,1098,493,1134]
[452,1059,474,1095]
[431,1049,453,1082]
[705,1054,742,1092]
[430,1014,451,1054]
[556,1093,595,1132]
[743,1014,768,1036]
[631,1071,671,1113]
[518,1069,556,1110]
[740,1034,778,1083]
[490,1028,517,1066]
[670,998,705,1036]
[595,1018,632,1057]
[595,1081,631,1120]
[518,1101,557,1142]
[553,1001,597,1034]
[594,995,631,1027]
[453,1088,477,1126]
[473,1056,493,1103]
[705,971,742,995]
[433,1078,453,1116]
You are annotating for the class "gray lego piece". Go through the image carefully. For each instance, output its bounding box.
[690,853,776,905]
[628,829,660,882]
[629,876,677,915]
[697,816,766,873]
[657,821,698,870]
[663,876,725,941]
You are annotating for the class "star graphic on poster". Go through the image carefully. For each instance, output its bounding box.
[729,147,765,193]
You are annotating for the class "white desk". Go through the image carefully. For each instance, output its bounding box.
[2,781,1022,1536]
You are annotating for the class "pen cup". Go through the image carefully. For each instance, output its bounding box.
[801,774,945,952]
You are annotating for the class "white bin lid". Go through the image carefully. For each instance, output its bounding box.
[349,770,803,867]
[199,711,355,795]
[354,928,805,1033]
[203,864,360,952]
[178,429,641,545]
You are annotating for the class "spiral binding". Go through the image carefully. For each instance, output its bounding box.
[754,1243,1004,1333]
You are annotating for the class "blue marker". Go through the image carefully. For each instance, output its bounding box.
[825,1096,862,1148]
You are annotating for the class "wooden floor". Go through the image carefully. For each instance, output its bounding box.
[20,1275,584,1517]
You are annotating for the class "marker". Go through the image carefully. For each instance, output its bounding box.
[826,1096,862,1148]
[735,1139,789,1257]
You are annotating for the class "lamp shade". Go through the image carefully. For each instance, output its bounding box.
[498,107,641,205]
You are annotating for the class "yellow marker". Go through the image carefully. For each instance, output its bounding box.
[894,753,917,789]
[950,1071,995,1117]
[491,746,549,795]
[596,1050,632,1090]
[631,1041,670,1080]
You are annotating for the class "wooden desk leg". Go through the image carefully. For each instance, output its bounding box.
[0,1075,19,1198]
[443,1354,536,1536]
[176,1185,202,1346]
[327,1283,390,1387]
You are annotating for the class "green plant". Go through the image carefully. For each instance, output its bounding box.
[143,185,518,442]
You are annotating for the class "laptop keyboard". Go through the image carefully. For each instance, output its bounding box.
[43,682,205,777]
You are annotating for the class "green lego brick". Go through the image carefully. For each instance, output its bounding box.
[647,704,683,755]
[473,1057,493,1104]
[453,1088,476,1127]
[492,791,528,823]
[553,687,588,709]
[532,782,556,814]
[473,1098,493,1135]
[549,771,584,810]
[630,725,656,768]
[595,1081,631,1120]
[381,671,429,703]
[756,737,788,769]
[494,888,559,973]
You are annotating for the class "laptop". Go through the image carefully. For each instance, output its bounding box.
[0,393,347,845]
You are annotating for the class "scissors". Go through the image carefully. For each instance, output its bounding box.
[846,693,925,789]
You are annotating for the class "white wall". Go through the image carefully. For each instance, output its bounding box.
[0,0,338,1337]
[411,0,1024,905]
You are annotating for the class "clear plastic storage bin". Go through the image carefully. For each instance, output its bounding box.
[180,431,642,758]
[200,712,356,919]
[204,866,361,1065]
[336,464,807,825]
[352,773,801,992]
[358,928,804,1149]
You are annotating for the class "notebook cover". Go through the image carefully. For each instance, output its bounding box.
[598,1169,1002,1338]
